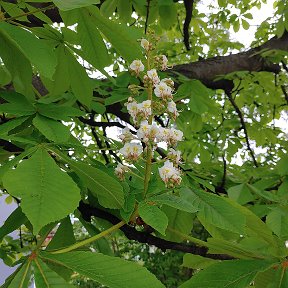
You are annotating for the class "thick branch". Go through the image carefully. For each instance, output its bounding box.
[78,201,234,260]
[173,32,288,91]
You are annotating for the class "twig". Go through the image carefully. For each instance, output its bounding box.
[78,117,125,129]
[226,91,258,167]
[91,127,110,164]
[144,0,151,35]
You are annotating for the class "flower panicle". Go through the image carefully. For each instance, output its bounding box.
[115,37,183,187]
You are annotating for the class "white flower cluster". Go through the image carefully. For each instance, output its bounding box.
[116,38,183,188]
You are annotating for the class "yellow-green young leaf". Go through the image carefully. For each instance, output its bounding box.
[2,148,81,234]
[179,259,276,288]
[33,114,71,143]
[1,261,31,288]
[88,6,143,63]
[0,29,33,99]
[33,258,74,287]
[0,22,57,79]
[242,19,250,30]
[53,0,100,11]
[40,251,166,288]
[138,202,168,235]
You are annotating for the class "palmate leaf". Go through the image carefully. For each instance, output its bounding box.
[40,251,165,288]
[33,259,74,287]
[179,259,276,288]
[2,148,80,234]
[1,261,31,288]
[181,187,246,233]
[51,148,124,209]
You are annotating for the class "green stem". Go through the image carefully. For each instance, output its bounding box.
[2,4,55,22]
[143,49,153,199]
[50,221,125,254]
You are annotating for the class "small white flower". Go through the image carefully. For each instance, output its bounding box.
[158,160,182,187]
[119,127,134,143]
[170,128,183,142]
[137,121,158,143]
[138,100,152,118]
[130,60,145,75]
[160,55,168,70]
[161,78,174,89]
[126,101,138,122]
[147,69,160,86]
[167,101,179,119]
[157,127,183,146]
[119,143,143,161]
[141,39,150,51]
[154,82,173,100]
[167,148,181,164]
[115,163,129,180]
[157,127,170,143]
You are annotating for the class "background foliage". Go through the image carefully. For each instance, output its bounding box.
[0,0,288,287]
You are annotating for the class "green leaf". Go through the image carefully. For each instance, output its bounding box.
[40,251,165,288]
[118,0,132,23]
[88,6,143,62]
[241,19,250,30]
[159,4,177,29]
[181,187,246,234]
[227,183,254,205]
[1,261,31,288]
[51,149,124,209]
[149,194,198,213]
[35,102,85,121]
[100,0,117,17]
[179,259,276,288]
[3,148,81,234]
[277,155,288,176]
[233,20,240,32]
[76,8,110,71]
[0,23,57,79]
[266,207,288,239]
[255,266,288,288]
[182,254,217,269]
[138,202,168,235]
[162,206,194,242]
[53,0,100,10]
[33,258,74,287]
[0,30,33,98]
[246,183,281,202]
[33,114,71,143]
[66,48,93,107]
[0,65,11,86]
[0,207,28,241]
[91,102,106,114]
[0,116,30,136]
[46,217,76,250]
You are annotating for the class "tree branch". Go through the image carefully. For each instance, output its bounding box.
[183,0,195,50]
[226,91,258,167]
[78,201,234,260]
